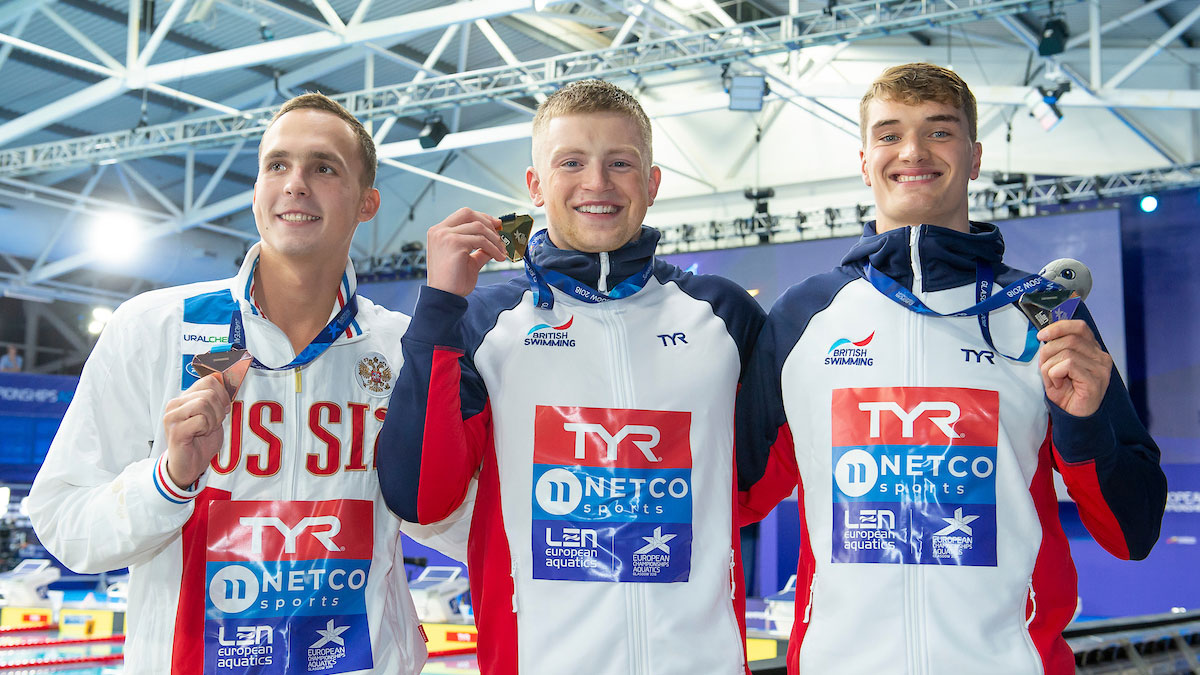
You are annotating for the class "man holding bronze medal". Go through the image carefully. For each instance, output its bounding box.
[377,79,766,674]
[28,94,438,674]
[735,63,1167,674]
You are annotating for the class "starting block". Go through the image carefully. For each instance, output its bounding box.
[409,567,471,624]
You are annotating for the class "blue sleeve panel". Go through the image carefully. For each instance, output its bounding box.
[1045,302,1167,560]
[377,281,526,523]
[655,261,766,374]
[735,269,856,495]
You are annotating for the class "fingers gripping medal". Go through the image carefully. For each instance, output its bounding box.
[497,213,534,262]
[191,349,253,399]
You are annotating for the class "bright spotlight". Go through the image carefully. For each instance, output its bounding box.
[92,307,114,322]
[87,320,105,335]
[89,212,142,262]
[1139,195,1159,213]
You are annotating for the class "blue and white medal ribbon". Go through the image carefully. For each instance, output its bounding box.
[522,229,654,310]
[863,263,1059,362]
[225,294,359,371]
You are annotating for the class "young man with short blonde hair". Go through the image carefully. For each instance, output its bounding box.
[378,79,766,675]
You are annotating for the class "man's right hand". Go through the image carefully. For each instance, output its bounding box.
[163,373,232,489]
[426,208,507,297]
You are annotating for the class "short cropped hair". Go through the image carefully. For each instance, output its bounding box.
[265,92,377,188]
[859,63,978,144]
[532,79,653,164]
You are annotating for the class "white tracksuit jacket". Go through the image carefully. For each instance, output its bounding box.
[376,227,766,675]
[28,243,431,675]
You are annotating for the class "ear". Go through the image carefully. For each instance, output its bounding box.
[860,148,871,187]
[969,141,982,180]
[526,166,545,207]
[357,187,381,223]
[646,165,662,206]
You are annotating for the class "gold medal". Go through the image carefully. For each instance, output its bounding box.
[498,213,534,262]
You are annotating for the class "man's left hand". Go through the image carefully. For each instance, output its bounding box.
[1038,319,1112,417]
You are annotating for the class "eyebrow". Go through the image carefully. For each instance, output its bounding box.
[261,149,347,166]
[871,113,962,132]
[549,145,643,159]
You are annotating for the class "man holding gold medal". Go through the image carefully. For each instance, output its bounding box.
[29,93,442,674]
[377,79,766,675]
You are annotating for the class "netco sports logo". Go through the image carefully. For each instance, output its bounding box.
[525,316,575,348]
[203,499,374,674]
[830,387,999,567]
[825,331,875,366]
[531,405,693,583]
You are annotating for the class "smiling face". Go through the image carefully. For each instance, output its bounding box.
[526,112,661,253]
[252,108,380,265]
[860,97,982,234]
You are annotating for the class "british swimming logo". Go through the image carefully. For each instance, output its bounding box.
[830,387,999,567]
[525,316,575,347]
[825,331,875,366]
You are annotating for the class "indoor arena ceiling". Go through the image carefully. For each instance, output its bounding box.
[0,0,1198,371]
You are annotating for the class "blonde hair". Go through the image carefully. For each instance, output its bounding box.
[532,79,653,163]
[859,63,977,144]
[265,92,377,187]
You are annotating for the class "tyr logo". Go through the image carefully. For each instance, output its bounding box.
[240,515,341,555]
[857,401,964,439]
[563,423,663,463]
[961,348,996,364]
[657,332,688,346]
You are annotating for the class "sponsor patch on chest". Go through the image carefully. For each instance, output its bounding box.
[530,406,693,583]
[830,387,999,567]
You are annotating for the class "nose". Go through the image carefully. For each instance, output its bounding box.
[283,168,309,196]
[580,163,612,191]
[898,136,927,163]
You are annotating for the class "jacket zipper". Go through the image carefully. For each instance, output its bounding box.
[598,298,645,673]
[907,225,925,675]
[598,251,610,293]
[510,559,519,613]
[801,573,817,624]
[1021,577,1044,672]
[728,548,737,600]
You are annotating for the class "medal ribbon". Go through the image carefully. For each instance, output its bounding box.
[227,294,359,371]
[523,229,654,310]
[863,263,1058,362]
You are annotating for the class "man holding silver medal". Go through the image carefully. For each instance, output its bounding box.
[735,63,1167,674]
[28,93,442,674]
[377,79,766,674]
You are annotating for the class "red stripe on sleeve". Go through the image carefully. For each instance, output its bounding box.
[731,450,750,675]
[786,477,815,674]
[1028,428,1080,675]
[1051,431,1131,560]
[465,423,519,675]
[417,347,487,523]
[170,487,232,675]
[740,422,798,526]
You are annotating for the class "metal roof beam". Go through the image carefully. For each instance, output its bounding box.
[0,0,1083,176]
[1104,2,1200,90]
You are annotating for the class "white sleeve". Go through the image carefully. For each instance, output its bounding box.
[27,301,201,574]
[399,478,476,564]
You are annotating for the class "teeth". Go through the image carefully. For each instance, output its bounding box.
[279,213,320,222]
[576,204,617,214]
[896,174,937,183]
